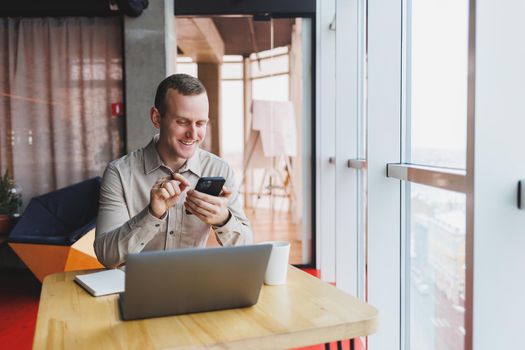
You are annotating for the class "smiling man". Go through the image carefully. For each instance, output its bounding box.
[94,74,253,268]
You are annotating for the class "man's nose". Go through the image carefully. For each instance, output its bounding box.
[186,124,197,138]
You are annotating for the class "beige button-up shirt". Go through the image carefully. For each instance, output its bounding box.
[94,135,253,268]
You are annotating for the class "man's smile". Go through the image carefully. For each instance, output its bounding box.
[179,140,196,146]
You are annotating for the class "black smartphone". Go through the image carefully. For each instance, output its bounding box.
[194,176,225,196]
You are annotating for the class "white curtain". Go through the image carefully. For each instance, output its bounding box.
[0,17,124,208]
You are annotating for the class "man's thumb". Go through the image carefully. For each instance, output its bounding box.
[220,186,232,198]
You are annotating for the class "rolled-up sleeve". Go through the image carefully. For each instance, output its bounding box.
[94,164,167,268]
[212,167,253,246]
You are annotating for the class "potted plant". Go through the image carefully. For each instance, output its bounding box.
[0,169,22,236]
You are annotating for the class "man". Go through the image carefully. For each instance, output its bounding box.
[94,74,253,268]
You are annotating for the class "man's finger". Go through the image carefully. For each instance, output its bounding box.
[186,195,218,214]
[166,180,182,196]
[220,186,232,198]
[158,188,171,200]
[172,173,190,188]
[187,189,222,205]
[185,200,212,218]
[191,211,208,223]
[162,181,176,197]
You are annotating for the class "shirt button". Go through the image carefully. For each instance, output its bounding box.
[169,231,174,235]
[155,224,160,227]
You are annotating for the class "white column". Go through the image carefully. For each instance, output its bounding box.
[316,0,337,280]
[472,0,525,348]
[367,0,403,348]
[334,0,360,295]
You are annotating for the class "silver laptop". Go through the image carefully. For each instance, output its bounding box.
[119,244,272,321]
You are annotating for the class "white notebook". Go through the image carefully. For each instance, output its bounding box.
[74,269,125,297]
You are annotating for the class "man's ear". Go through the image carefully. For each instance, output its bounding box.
[150,106,161,129]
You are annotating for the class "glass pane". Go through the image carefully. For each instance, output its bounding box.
[252,75,289,101]
[409,0,469,168]
[409,183,466,350]
[250,54,289,78]
[174,16,313,266]
[223,55,243,63]
[222,62,243,80]
[220,80,244,185]
[176,58,198,77]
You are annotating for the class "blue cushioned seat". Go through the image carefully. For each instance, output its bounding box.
[8,177,101,246]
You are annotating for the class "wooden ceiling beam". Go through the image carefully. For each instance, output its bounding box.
[176,17,225,63]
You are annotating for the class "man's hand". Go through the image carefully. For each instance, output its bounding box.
[149,173,190,219]
[184,186,232,226]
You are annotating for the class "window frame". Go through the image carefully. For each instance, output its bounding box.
[384,0,476,349]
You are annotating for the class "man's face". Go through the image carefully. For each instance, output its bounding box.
[155,89,209,160]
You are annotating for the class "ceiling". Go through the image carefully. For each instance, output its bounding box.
[177,16,294,59]
[211,17,294,56]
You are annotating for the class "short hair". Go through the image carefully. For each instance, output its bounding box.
[154,74,206,116]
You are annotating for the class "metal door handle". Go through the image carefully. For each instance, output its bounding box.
[347,159,367,169]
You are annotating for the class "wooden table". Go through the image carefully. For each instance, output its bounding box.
[33,266,378,349]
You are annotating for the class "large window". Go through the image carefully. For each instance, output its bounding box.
[176,20,314,265]
[350,0,525,348]
[398,0,471,349]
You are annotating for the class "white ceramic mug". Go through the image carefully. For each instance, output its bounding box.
[260,241,291,285]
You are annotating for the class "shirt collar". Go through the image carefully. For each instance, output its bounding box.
[143,134,202,177]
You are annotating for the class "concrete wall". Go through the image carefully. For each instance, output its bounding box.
[124,0,176,152]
